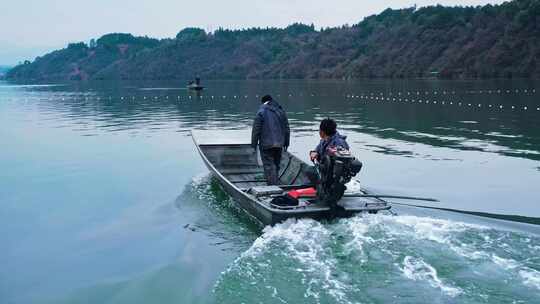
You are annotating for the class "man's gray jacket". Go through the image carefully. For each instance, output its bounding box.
[251,99,290,150]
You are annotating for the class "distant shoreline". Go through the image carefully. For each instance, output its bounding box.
[7,0,540,82]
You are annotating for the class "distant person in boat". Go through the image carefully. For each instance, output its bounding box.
[310,118,350,163]
[251,95,290,185]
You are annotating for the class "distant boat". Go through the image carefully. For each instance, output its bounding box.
[187,77,204,91]
[187,83,204,91]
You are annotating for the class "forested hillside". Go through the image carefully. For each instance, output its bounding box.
[7,0,540,81]
[0,66,12,79]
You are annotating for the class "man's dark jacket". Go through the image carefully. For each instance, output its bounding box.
[251,100,290,149]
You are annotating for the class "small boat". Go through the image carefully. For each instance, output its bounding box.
[187,83,204,91]
[193,136,393,226]
[187,77,204,91]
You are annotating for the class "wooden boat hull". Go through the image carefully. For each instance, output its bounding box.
[187,85,204,91]
[193,137,391,226]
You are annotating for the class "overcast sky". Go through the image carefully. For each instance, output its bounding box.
[0,0,505,65]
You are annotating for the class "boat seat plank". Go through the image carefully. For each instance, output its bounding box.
[219,168,264,174]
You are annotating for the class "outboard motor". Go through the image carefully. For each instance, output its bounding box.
[316,147,362,209]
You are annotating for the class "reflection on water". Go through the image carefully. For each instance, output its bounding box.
[1,79,539,304]
[3,80,539,159]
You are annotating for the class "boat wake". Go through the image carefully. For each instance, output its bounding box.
[213,214,540,304]
[174,175,261,251]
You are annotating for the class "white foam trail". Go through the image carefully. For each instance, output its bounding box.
[218,213,540,301]
[344,179,362,194]
[392,215,488,238]
[491,255,540,291]
[491,255,520,270]
[401,256,463,297]
[342,215,380,262]
[519,268,540,290]
[191,173,210,187]
[387,215,491,260]
[340,214,491,262]
[225,219,354,303]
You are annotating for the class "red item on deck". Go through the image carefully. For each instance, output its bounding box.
[287,187,317,199]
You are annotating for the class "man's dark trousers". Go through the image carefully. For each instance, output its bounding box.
[260,147,282,185]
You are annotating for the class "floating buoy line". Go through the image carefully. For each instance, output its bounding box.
[3,88,539,113]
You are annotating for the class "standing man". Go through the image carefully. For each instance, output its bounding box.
[251,95,290,185]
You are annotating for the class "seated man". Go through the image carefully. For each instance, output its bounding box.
[307,118,351,184]
[310,118,349,163]
[307,119,360,209]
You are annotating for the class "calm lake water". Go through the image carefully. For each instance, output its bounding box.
[1,79,540,303]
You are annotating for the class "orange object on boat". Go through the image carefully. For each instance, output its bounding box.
[287,187,317,199]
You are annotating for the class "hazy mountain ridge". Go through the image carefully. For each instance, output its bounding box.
[0,66,12,79]
[7,0,540,81]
